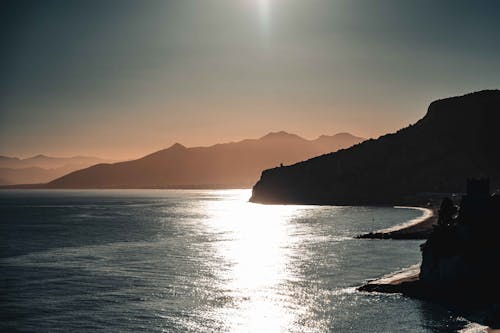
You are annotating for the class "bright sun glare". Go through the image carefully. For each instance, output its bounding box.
[202,190,301,331]
[257,0,271,36]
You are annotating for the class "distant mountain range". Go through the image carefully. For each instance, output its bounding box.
[40,132,365,189]
[0,155,110,185]
[251,90,500,205]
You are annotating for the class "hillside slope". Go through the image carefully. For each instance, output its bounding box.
[46,132,364,188]
[250,90,500,205]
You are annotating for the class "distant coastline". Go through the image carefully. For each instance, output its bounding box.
[1,132,365,189]
[0,184,254,190]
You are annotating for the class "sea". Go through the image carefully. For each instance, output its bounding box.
[0,189,480,332]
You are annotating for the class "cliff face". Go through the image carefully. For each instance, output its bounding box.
[250,90,500,205]
[45,132,364,189]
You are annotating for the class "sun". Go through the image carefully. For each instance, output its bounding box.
[257,0,271,35]
[258,0,270,14]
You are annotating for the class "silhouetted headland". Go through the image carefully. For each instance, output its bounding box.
[359,178,500,328]
[250,90,500,206]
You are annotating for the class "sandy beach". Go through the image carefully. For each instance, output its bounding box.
[357,206,437,239]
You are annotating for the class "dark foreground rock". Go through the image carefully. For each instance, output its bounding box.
[359,179,500,329]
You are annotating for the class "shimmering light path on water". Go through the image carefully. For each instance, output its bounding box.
[0,190,473,332]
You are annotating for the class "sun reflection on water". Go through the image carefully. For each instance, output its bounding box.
[202,190,301,332]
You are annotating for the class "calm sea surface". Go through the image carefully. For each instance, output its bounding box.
[0,190,474,332]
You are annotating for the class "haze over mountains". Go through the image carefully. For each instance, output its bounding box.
[42,132,364,189]
[0,155,109,185]
[251,90,500,205]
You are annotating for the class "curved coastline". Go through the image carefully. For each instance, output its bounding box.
[358,182,500,331]
[356,206,437,239]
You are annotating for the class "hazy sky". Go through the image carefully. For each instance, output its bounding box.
[1,0,499,159]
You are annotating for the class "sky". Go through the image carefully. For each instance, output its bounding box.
[1,0,499,160]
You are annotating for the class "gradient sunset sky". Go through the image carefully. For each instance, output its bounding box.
[1,0,499,159]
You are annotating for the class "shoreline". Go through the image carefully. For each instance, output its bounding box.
[358,265,500,331]
[358,264,421,293]
[356,206,437,239]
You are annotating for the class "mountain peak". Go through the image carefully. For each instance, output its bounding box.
[38,129,366,188]
[168,143,186,150]
[260,131,303,140]
[333,132,354,137]
[30,154,50,159]
[314,133,365,144]
[317,132,354,139]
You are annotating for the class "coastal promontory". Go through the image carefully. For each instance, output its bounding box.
[250,90,500,205]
